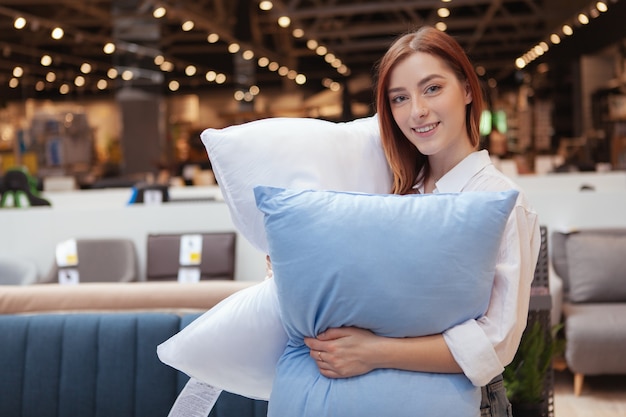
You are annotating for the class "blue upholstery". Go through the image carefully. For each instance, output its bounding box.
[0,312,268,417]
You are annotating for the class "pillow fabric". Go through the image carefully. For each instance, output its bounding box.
[200,115,391,253]
[566,233,626,303]
[254,186,518,417]
[157,278,287,400]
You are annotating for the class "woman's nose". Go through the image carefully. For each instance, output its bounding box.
[412,100,428,118]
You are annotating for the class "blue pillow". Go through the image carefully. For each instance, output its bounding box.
[254,186,518,417]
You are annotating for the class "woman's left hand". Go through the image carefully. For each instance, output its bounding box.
[304,327,380,379]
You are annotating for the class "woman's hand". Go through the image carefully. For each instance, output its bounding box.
[304,327,381,379]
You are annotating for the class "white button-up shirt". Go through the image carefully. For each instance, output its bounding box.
[413,150,541,386]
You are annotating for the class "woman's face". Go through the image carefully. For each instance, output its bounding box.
[387,52,473,166]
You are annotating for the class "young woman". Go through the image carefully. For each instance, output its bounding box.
[304,26,541,417]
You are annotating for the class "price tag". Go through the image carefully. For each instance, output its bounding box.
[167,379,222,417]
[179,234,202,266]
[178,267,201,283]
[56,239,79,267]
[143,189,163,205]
[58,268,80,285]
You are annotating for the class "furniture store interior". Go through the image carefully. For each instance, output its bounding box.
[1,1,625,416]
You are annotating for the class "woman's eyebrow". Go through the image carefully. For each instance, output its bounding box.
[388,74,446,94]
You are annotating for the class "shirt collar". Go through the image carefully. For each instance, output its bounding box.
[412,149,492,193]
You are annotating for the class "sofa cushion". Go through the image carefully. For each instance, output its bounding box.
[254,186,518,417]
[0,313,180,417]
[563,302,626,374]
[200,115,391,253]
[566,233,626,303]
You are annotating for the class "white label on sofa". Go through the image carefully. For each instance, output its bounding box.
[179,234,203,265]
[167,378,222,417]
[178,266,201,283]
[58,268,80,285]
[56,239,78,267]
[144,189,163,205]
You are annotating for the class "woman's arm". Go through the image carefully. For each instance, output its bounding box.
[304,327,461,379]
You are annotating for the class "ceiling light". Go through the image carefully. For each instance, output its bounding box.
[81,63,92,74]
[215,73,226,84]
[185,65,197,76]
[46,72,56,82]
[242,50,255,60]
[435,22,447,32]
[315,46,327,56]
[9,78,19,88]
[596,1,608,12]
[277,16,291,28]
[205,71,216,82]
[550,33,561,44]
[14,17,26,30]
[228,43,240,53]
[578,13,589,25]
[36,81,45,91]
[562,24,573,36]
[153,7,166,18]
[515,58,526,69]
[306,39,318,50]
[41,55,52,66]
[257,57,269,67]
[103,43,116,54]
[107,68,118,79]
[74,76,85,87]
[259,1,273,11]
[12,66,23,77]
[207,33,219,43]
[121,70,134,80]
[51,27,64,40]
[437,8,450,18]
[169,80,180,91]
[59,84,70,94]
[292,28,304,38]
[295,74,306,85]
[97,79,108,90]
[182,20,195,31]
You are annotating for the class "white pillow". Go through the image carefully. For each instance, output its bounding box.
[200,115,391,253]
[157,278,286,401]
[158,116,390,401]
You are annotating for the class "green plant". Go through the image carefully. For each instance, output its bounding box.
[503,320,564,405]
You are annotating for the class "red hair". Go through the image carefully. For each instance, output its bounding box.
[374,26,485,195]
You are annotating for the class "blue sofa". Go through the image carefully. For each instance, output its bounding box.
[0,312,269,417]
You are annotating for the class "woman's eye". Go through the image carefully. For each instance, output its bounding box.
[425,85,441,94]
[390,95,407,104]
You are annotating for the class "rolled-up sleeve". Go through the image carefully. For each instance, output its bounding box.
[443,201,541,386]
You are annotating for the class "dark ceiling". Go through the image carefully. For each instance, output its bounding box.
[0,0,623,103]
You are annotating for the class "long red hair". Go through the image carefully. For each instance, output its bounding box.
[375,26,485,195]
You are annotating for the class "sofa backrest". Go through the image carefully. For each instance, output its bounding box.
[551,228,626,303]
[0,312,268,417]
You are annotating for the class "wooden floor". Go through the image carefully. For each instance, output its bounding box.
[553,370,626,417]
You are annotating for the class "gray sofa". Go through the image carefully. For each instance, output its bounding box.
[0,312,268,417]
[551,228,626,395]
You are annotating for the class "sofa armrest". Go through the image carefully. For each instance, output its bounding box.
[0,280,254,314]
[549,271,564,327]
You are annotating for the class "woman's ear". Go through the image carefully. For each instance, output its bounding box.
[464,82,472,105]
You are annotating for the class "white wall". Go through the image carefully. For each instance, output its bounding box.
[3,173,626,289]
